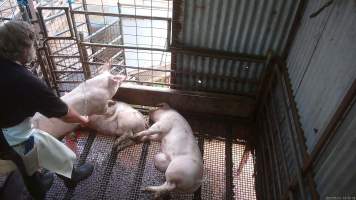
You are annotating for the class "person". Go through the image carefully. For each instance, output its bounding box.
[0,21,94,198]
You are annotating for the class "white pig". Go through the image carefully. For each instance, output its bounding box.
[88,100,147,151]
[32,70,125,138]
[133,103,203,199]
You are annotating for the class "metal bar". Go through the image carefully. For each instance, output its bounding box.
[43,43,60,95]
[87,36,123,59]
[55,22,86,37]
[86,61,174,73]
[79,32,91,79]
[81,41,168,52]
[258,132,272,200]
[53,70,83,73]
[84,20,118,41]
[193,136,204,200]
[170,46,266,63]
[50,55,80,58]
[274,67,307,200]
[127,143,149,200]
[37,7,48,38]
[45,36,74,40]
[65,6,74,38]
[71,10,171,21]
[261,118,278,200]
[281,0,308,60]
[256,51,273,104]
[166,19,171,49]
[81,0,92,36]
[270,94,295,200]
[68,2,88,81]
[278,63,319,199]
[57,80,82,83]
[225,127,233,200]
[51,42,77,55]
[37,6,70,10]
[42,10,66,22]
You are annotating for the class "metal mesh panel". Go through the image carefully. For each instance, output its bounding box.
[71,135,115,200]
[134,141,165,200]
[232,144,256,200]
[0,0,19,22]
[103,143,143,200]
[201,139,226,200]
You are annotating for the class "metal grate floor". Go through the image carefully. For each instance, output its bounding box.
[0,126,256,200]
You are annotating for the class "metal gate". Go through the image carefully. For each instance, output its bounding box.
[36,1,172,95]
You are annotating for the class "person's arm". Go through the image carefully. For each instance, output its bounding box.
[60,106,89,126]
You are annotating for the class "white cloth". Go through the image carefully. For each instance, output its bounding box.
[2,117,33,146]
[0,122,76,178]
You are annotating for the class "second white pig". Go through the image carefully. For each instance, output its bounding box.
[133,103,203,199]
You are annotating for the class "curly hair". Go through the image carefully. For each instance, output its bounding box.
[0,21,35,62]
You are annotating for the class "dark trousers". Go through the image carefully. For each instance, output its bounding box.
[0,130,44,199]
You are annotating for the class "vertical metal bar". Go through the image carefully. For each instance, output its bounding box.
[117,1,126,65]
[278,65,318,199]
[65,7,75,38]
[269,93,295,200]
[79,32,91,79]
[36,48,51,87]
[193,136,204,200]
[37,8,48,38]
[274,67,306,200]
[225,126,233,200]
[81,0,92,35]
[258,130,271,200]
[68,3,89,80]
[43,43,60,95]
[128,143,149,200]
[166,19,171,49]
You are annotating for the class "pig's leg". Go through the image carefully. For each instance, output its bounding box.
[139,133,162,142]
[154,153,170,172]
[132,122,162,139]
[142,181,176,199]
[115,139,136,152]
[113,130,136,151]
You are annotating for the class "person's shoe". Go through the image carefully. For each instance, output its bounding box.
[23,171,54,199]
[58,163,94,187]
[70,163,94,183]
[34,171,54,192]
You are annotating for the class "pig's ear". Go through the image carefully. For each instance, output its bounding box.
[109,74,126,86]
[99,60,112,73]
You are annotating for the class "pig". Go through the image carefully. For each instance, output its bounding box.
[88,100,147,151]
[31,69,125,138]
[132,103,203,199]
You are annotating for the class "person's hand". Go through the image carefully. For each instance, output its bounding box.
[79,115,89,127]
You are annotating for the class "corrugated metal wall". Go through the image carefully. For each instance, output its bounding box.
[255,64,316,200]
[285,0,356,198]
[313,99,356,198]
[286,0,356,152]
[173,0,301,96]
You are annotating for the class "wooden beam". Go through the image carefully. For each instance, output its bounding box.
[114,84,256,118]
